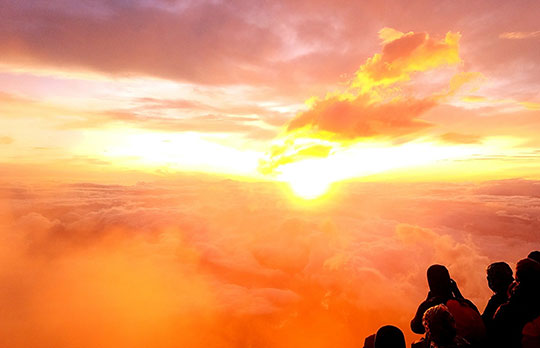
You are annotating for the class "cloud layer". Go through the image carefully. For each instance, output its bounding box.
[1,178,538,347]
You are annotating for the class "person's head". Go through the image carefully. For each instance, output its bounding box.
[487,262,514,294]
[427,264,451,296]
[422,304,456,345]
[528,251,540,264]
[374,325,405,348]
[516,258,540,290]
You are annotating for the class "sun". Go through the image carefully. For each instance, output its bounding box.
[287,177,331,199]
[276,158,337,199]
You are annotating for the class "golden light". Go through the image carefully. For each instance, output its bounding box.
[277,159,334,199]
[275,139,504,199]
[74,130,263,176]
[69,126,527,200]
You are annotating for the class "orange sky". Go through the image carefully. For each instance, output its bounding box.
[1,2,540,347]
[1,0,540,197]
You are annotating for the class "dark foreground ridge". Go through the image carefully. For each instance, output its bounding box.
[363,250,540,348]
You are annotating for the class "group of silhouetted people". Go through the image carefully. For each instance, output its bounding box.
[364,251,540,348]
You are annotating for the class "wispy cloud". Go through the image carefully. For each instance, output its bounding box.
[0,92,278,138]
[499,31,540,39]
[0,136,13,145]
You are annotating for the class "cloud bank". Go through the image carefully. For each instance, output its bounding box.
[1,178,538,347]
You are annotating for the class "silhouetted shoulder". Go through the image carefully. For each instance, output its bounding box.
[522,316,540,348]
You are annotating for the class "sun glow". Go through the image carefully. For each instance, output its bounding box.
[276,140,499,199]
[279,161,333,199]
[70,128,525,200]
[76,130,262,176]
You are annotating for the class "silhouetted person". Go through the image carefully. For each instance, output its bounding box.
[522,315,540,348]
[412,265,474,333]
[528,251,540,264]
[482,262,514,327]
[422,304,472,348]
[411,265,485,346]
[374,325,405,348]
[363,334,375,348]
[520,255,540,347]
[492,258,540,348]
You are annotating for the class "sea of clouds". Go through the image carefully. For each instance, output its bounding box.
[1,177,538,347]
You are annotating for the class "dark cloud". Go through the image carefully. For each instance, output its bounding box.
[4,0,538,97]
[0,1,282,85]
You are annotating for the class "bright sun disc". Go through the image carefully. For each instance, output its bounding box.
[288,178,330,199]
[277,158,335,199]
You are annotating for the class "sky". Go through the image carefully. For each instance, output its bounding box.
[1,0,540,347]
[1,0,540,193]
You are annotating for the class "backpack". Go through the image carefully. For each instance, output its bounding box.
[446,299,486,344]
